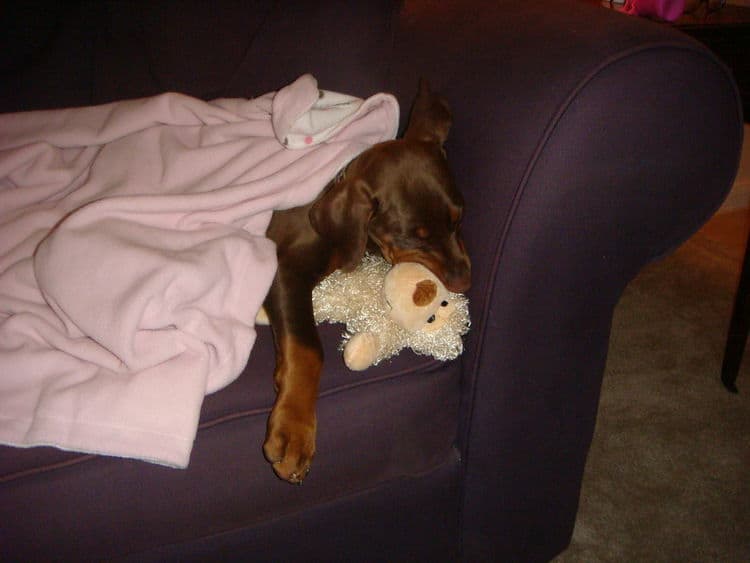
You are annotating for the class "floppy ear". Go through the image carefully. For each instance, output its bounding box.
[403,78,452,146]
[309,176,375,272]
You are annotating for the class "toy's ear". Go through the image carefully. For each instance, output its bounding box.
[403,78,451,147]
[413,280,437,307]
[310,176,375,272]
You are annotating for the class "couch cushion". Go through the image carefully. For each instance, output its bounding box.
[0,320,462,560]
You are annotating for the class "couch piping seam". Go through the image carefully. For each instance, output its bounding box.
[118,449,461,561]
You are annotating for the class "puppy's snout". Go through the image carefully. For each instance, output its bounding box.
[445,261,471,293]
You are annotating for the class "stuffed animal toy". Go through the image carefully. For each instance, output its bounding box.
[311,254,470,370]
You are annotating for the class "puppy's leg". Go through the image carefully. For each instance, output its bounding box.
[262,267,322,484]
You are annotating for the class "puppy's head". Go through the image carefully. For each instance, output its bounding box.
[310,79,471,293]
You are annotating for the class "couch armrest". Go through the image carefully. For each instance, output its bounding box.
[389,1,743,559]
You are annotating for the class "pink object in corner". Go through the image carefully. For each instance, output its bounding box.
[623,0,686,21]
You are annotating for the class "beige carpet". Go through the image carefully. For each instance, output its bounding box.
[555,208,750,562]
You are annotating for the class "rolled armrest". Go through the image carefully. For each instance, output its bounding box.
[389,1,743,559]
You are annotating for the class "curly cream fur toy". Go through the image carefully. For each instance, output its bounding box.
[311,254,470,370]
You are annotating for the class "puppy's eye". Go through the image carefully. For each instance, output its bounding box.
[427,315,436,323]
[441,301,448,307]
[449,208,462,230]
[415,227,430,239]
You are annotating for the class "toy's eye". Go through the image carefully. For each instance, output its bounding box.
[441,301,448,307]
[427,315,436,323]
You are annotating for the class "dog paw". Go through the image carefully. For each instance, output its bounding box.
[263,405,316,484]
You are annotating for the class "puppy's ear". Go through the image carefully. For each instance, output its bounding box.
[309,176,375,272]
[404,78,452,146]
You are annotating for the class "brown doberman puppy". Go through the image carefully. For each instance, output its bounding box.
[262,80,471,483]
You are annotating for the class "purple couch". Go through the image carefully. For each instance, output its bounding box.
[0,1,743,561]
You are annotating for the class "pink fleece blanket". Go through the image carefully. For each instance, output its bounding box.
[0,75,399,467]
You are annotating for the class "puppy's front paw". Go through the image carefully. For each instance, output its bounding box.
[263,403,316,484]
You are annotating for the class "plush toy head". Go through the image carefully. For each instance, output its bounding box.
[384,262,455,333]
[311,254,470,370]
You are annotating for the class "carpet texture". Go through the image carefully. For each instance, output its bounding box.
[555,209,750,561]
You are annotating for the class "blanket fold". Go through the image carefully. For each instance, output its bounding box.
[0,74,399,467]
